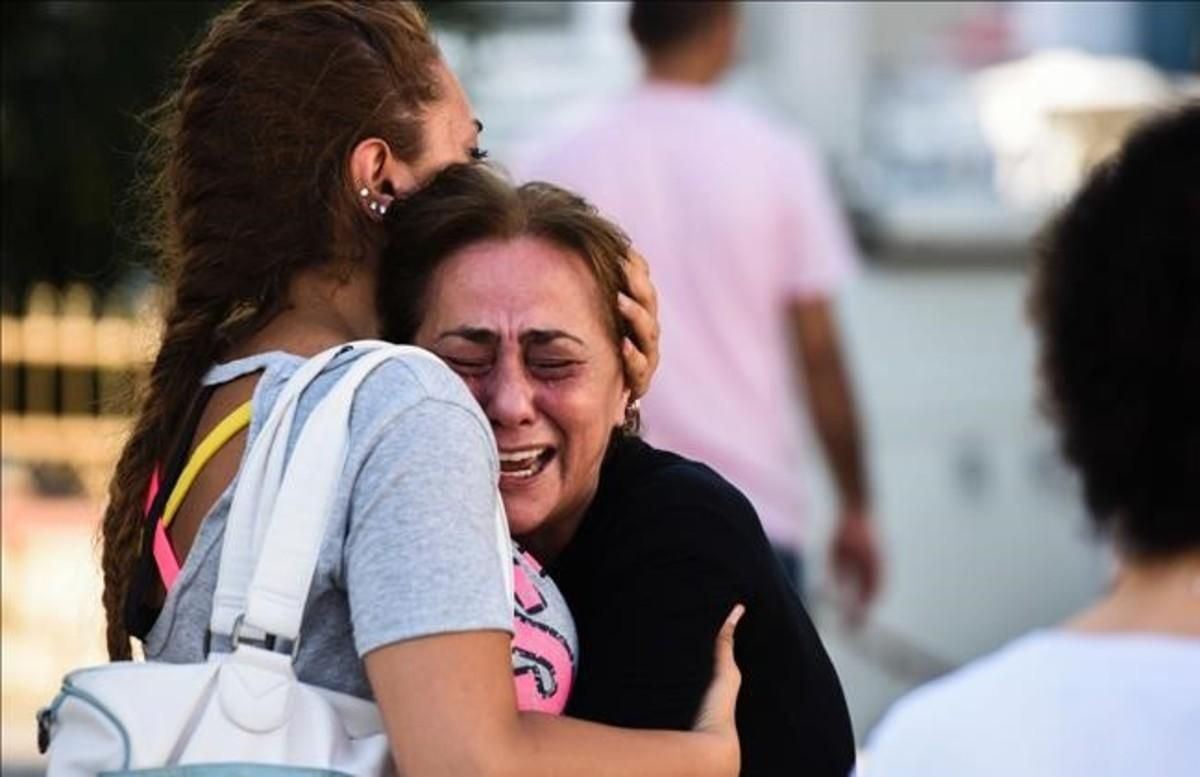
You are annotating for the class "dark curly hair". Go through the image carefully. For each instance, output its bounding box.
[1029,101,1200,560]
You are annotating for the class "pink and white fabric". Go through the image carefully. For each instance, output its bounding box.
[520,82,858,550]
[511,547,575,713]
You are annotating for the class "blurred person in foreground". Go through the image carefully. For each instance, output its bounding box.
[379,163,857,777]
[863,103,1200,776]
[521,0,880,612]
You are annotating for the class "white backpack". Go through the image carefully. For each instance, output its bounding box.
[38,342,501,775]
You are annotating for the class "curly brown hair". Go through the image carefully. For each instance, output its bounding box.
[1029,101,1200,559]
[102,0,441,659]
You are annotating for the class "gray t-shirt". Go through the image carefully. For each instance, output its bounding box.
[146,346,536,700]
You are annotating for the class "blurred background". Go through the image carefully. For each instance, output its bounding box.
[2,0,1197,770]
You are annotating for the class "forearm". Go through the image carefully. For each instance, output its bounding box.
[391,715,726,777]
[790,299,870,511]
[369,631,735,777]
[506,711,731,777]
[804,353,869,511]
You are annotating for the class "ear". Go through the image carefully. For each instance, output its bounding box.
[349,138,419,216]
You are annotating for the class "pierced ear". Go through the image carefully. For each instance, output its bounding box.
[349,138,418,216]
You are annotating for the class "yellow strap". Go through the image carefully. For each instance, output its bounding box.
[161,401,252,529]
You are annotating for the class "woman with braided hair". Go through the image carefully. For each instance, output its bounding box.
[101,2,741,774]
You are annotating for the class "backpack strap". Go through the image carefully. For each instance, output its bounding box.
[240,345,412,643]
[208,342,363,643]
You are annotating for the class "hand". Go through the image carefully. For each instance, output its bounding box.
[692,604,745,776]
[618,249,660,399]
[830,508,882,624]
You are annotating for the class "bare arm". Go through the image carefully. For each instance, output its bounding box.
[365,608,743,777]
[790,297,881,611]
[790,298,868,511]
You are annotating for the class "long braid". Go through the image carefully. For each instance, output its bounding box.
[100,296,232,658]
[98,0,440,659]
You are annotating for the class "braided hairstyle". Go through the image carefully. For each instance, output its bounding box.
[102,0,441,659]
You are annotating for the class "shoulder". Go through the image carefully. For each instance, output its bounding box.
[348,343,474,402]
[864,633,1059,770]
[328,344,495,464]
[599,439,766,546]
[341,343,481,415]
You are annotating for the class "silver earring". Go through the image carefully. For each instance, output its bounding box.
[622,398,641,435]
[359,185,387,216]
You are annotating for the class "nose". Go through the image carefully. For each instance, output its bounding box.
[482,355,536,429]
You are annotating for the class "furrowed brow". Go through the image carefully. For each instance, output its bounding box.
[437,327,498,346]
[520,329,584,347]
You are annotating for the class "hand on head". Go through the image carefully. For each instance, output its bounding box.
[618,249,661,399]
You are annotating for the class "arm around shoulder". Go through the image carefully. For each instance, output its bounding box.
[364,616,741,777]
[345,375,742,777]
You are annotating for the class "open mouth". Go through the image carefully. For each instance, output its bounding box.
[498,446,555,480]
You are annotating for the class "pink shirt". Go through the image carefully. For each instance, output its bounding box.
[520,82,857,549]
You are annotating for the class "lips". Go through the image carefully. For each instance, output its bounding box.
[498,446,555,480]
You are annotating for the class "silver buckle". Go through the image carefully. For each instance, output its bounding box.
[230,614,300,658]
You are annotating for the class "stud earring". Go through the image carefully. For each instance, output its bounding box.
[358,185,388,216]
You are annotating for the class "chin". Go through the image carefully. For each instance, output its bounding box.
[504,503,550,539]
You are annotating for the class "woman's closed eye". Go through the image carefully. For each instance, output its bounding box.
[442,355,492,376]
[529,358,581,380]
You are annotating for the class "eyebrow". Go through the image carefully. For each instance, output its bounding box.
[435,327,584,347]
[437,327,496,346]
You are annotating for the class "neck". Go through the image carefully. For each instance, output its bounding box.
[519,509,585,567]
[645,47,723,87]
[517,485,602,566]
[1066,550,1200,637]
[233,262,380,359]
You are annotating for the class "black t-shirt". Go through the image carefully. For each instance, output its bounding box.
[547,437,856,777]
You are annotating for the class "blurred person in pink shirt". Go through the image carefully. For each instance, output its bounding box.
[521,1,880,612]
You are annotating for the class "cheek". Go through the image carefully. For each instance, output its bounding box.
[594,366,630,429]
[459,374,487,406]
[548,378,626,455]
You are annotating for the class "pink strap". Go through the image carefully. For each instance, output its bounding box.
[144,467,182,591]
[144,467,160,515]
[153,522,181,590]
